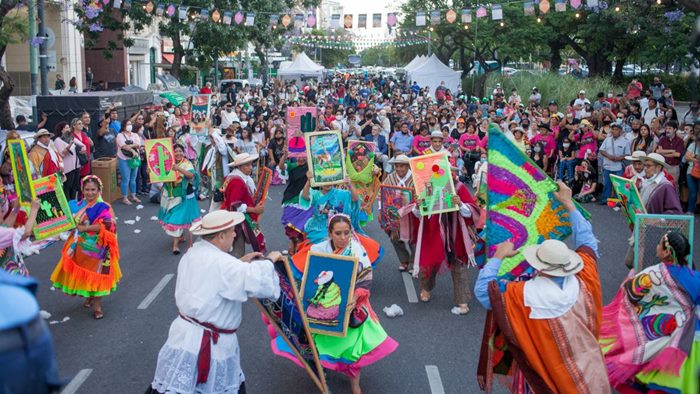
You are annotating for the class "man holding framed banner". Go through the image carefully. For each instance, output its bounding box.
[380,154,417,273]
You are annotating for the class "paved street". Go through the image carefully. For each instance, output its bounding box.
[28,184,699,394]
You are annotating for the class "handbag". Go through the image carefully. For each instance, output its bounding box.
[691,161,700,179]
[77,150,88,166]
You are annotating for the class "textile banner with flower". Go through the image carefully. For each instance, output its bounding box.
[486,124,589,280]
[409,151,458,216]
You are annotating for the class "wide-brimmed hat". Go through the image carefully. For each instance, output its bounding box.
[388,154,410,165]
[35,129,51,138]
[228,152,259,167]
[430,131,444,140]
[625,150,647,162]
[523,239,584,277]
[537,123,551,133]
[644,152,668,168]
[580,119,593,128]
[190,210,244,236]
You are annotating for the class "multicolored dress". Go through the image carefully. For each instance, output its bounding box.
[280,160,312,243]
[157,159,200,237]
[346,156,380,228]
[0,227,28,276]
[600,262,700,394]
[269,238,398,378]
[50,199,121,297]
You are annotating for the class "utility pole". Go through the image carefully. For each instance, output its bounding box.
[428,28,432,57]
[28,0,38,96]
[37,0,48,95]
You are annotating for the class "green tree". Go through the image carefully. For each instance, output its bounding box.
[292,29,354,68]
[360,46,400,66]
[0,1,28,129]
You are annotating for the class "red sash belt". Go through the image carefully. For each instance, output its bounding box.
[179,313,237,384]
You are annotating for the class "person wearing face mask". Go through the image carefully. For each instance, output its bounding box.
[390,122,414,156]
[377,109,391,140]
[643,98,661,126]
[655,120,684,187]
[598,123,630,205]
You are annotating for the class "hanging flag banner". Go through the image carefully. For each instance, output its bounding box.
[461,9,472,23]
[430,10,441,25]
[570,0,582,8]
[294,13,304,27]
[344,14,353,28]
[555,0,567,12]
[307,12,316,28]
[281,14,291,27]
[155,3,164,16]
[144,1,154,14]
[269,14,279,27]
[524,2,535,16]
[211,9,221,23]
[178,5,187,20]
[235,11,244,25]
[223,10,232,25]
[540,0,551,13]
[492,5,503,20]
[199,8,209,21]
[246,12,255,26]
[166,4,175,17]
[113,0,122,9]
[587,0,598,7]
[416,11,426,26]
[373,13,381,28]
[476,6,488,18]
[123,0,131,10]
[331,13,340,28]
[446,9,457,23]
[358,13,367,28]
[387,12,397,27]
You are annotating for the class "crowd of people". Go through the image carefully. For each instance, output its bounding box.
[0,70,699,394]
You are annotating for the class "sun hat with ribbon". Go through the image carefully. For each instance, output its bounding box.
[35,129,52,138]
[228,152,259,168]
[644,152,668,168]
[388,154,410,165]
[430,130,444,140]
[522,239,584,277]
[190,210,244,236]
[625,150,647,162]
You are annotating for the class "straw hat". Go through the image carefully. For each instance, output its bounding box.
[228,152,259,167]
[523,239,584,277]
[388,154,410,165]
[190,210,244,236]
[625,150,647,162]
[580,119,593,128]
[430,131,444,140]
[35,129,51,138]
[644,152,668,168]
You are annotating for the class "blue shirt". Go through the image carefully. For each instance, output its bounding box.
[109,119,122,134]
[474,209,597,310]
[390,132,414,153]
[0,271,39,330]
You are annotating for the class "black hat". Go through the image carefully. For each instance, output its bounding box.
[611,123,623,130]
[537,123,551,132]
[548,100,558,106]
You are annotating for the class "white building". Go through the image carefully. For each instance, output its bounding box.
[318,0,404,51]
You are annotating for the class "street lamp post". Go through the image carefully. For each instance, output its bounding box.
[428,28,432,57]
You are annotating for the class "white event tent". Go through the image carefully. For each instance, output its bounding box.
[278,52,325,80]
[405,55,461,95]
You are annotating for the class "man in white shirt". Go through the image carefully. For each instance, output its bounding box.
[598,124,631,205]
[573,90,590,119]
[642,97,661,126]
[220,102,240,130]
[148,210,282,394]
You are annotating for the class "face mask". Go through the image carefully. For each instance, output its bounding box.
[168,108,175,114]
[126,125,133,132]
[607,93,613,98]
[226,108,232,112]
[534,146,541,153]
[616,118,623,125]
[603,120,612,125]
[664,93,671,98]
[563,143,570,148]
[480,158,486,163]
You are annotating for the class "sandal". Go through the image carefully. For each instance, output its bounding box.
[83,298,93,308]
[398,263,408,272]
[172,248,180,255]
[122,197,132,205]
[419,290,431,303]
[129,195,141,203]
[93,309,104,320]
[450,305,470,315]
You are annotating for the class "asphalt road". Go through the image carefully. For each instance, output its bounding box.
[27,185,699,394]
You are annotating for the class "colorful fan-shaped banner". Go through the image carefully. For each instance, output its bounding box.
[486,124,589,280]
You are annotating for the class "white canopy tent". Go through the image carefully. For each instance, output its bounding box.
[403,55,426,72]
[278,52,324,80]
[406,55,461,95]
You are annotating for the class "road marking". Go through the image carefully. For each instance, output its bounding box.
[402,272,418,303]
[425,365,445,394]
[61,368,92,394]
[138,274,174,310]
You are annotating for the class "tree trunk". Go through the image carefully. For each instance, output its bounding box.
[612,59,625,84]
[171,30,183,79]
[586,52,610,77]
[459,47,474,78]
[548,41,564,72]
[254,45,268,86]
[474,72,491,98]
[0,67,15,129]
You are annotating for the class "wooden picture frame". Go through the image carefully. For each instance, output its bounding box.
[253,258,328,393]
[190,94,211,124]
[305,131,346,187]
[7,139,36,205]
[347,140,376,163]
[144,138,177,183]
[286,107,317,158]
[409,151,459,216]
[32,174,75,240]
[300,251,358,337]
[379,185,414,231]
[253,167,273,207]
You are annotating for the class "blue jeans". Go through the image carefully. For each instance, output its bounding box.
[558,159,576,182]
[118,158,138,197]
[687,174,700,214]
[601,168,623,202]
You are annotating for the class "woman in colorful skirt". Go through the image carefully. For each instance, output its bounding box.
[157,144,200,254]
[0,196,41,276]
[600,230,699,393]
[278,151,312,254]
[271,214,397,394]
[50,175,121,320]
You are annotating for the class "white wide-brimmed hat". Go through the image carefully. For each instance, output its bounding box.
[625,150,647,162]
[190,210,244,236]
[228,152,259,168]
[643,152,668,168]
[430,131,444,139]
[35,129,52,138]
[522,239,584,277]
[388,154,410,165]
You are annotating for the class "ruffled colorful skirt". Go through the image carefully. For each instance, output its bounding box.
[290,233,384,279]
[50,227,121,298]
[280,202,313,242]
[158,193,201,237]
